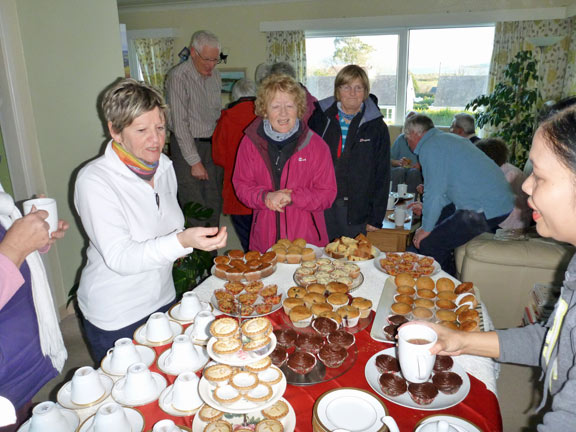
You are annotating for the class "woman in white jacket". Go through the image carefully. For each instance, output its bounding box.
[75,79,226,362]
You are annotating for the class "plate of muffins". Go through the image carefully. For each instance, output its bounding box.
[364,347,470,410]
[192,398,296,432]
[293,258,364,292]
[211,281,284,318]
[375,252,440,277]
[212,250,278,282]
[269,238,324,265]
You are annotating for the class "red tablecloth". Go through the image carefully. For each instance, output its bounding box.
[135,311,502,432]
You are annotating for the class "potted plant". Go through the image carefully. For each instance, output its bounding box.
[466,50,540,169]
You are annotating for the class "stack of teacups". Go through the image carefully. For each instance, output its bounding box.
[185,310,215,345]
[111,362,167,407]
[158,334,208,375]
[144,312,181,344]
[169,291,208,323]
[102,338,155,378]
[78,402,144,432]
[57,366,113,412]
[159,371,203,416]
[18,401,79,432]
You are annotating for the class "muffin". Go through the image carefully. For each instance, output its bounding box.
[224,281,245,295]
[307,283,327,295]
[417,289,436,300]
[269,346,288,367]
[273,328,297,348]
[287,286,307,298]
[260,251,277,265]
[327,329,355,349]
[458,309,480,323]
[296,332,324,354]
[394,294,414,306]
[286,247,302,264]
[433,355,454,372]
[261,400,289,420]
[303,292,326,308]
[311,316,339,336]
[287,351,317,375]
[395,273,415,287]
[301,248,316,262]
[337,305,360,328]
[318,311,342,325]
[379,373,407,397]
[283,297,305,315]
[375,354,400,373]
[407,382,438,405]
[228,249,245,260]
[435,309,457,322]
[455,282,474,294]
[416,276,435,290]
[432,371,463,394]
[351,297,372,318]
[414,298,435,309]
[396,285,416,296]
[327,293,349,308]
[390,302,412,316]
[311,302,333,317]
[436,277,455,292]
[437,291,457,301]
[326,281,349,294]
[318,343,348,368]
[436,299,457,310]
[412,307,434,320]
[245,280,264,294]
[289,305,313,328]
[457,293,478,308]
[275,248,287,263]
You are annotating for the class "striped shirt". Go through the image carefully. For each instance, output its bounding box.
[165,59,222,165]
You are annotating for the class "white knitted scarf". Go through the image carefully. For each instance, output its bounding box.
[0,187,67,372]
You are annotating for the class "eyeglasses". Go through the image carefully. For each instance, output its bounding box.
[340,85,365,94]
[196,51,222,64]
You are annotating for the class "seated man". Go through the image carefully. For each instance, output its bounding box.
[405,114,514,275]
[390,112,422,194]
[450,113,480,143]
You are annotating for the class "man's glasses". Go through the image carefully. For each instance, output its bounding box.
[196,51,222,64]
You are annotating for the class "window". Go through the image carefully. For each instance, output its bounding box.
[305,26,494,126]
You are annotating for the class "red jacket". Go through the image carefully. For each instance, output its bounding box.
[232,118,337,252]
[212,98,256,215]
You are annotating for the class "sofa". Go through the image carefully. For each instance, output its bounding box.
[455,232,574,329]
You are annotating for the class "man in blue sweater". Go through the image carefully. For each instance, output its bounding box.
[405,114,514,275]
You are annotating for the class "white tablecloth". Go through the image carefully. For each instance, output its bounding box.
[193,258,499,395]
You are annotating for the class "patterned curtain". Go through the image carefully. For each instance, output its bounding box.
[133,37,175,91]
[488,18,575,102]
[265,31,307,83]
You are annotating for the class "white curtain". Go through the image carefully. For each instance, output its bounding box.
[133,37,175,91]
[265,30,307,83]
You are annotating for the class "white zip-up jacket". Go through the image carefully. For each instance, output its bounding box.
[74,141,193,330]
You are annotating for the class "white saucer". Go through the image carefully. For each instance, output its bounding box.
[133,320,182,347]
[168,301,213,324]
[18,406,79,432]
[156,346,210,375]
[394,192,415,200]
[158,384,203,417]
[184,325,211,346]
[77,407,144,432]
[100,345,156,376]
[111,372,167,407]
[415,414,482,432]
[57,374,114,410]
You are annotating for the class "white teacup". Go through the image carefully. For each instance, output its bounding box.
[189,311,215,342]
[171,372,203,412]
[23,197,58,235]
[123,363,158,403]
[28,402,73,432]
[70,366,106,405]
[397,324,438,383]
[145,312,172,342]
[179,292,203,320]
[108,338,142,374]
[153,419,181,432]
[394,206,407,227]
[387,193,399,211]
[92,403,131,432]
[166,335,202,369]
[397,183,408,197]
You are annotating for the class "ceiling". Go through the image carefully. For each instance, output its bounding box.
[117,0,302,10]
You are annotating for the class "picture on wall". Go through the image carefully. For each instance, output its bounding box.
[220,68,247,93]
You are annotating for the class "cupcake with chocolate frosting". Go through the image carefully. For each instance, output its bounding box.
[295,333,324,354]
[432,371,463,394]
[287,351,316,375]
[375,354,400,374]
[407,382,438,405]
[433,355,454,372]
[326,329,355,349]
[311,316,339,336]
[378,373,407,397]
[318,343,348,368]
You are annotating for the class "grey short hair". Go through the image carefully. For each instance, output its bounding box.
[453,113,476,134]
[269,62,296,79]
[102,78,166,134]
[404,114,435,136]
[231,79,257,101]
[190,30,220,52]
[255,63,271,84]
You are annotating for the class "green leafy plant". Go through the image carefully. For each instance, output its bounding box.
[466,50,540,168]
[172,201,214,299]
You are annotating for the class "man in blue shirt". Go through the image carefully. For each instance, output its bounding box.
[405,114,514,275]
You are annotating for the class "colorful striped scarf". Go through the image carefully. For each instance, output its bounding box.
[112,140,159,181]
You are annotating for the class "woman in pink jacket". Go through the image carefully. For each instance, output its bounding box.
[233,75,336,252]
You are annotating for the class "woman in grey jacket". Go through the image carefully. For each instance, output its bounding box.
[412,98,576,430]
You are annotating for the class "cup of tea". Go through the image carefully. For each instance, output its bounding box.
[179,291,203,320]
[397,324,437,383]
[107,338,142,374]
[166,335,201,369]
[152,419,182,432]
[171,372,203,412]
[397,183,408,197]
[387,193,399,211]
[91,403,132,432]
[394,206,407,227]
[188,311,215,343]
[122,363,158,403]
[70,366,106,405]
[145,312,172,343]
[22,197,58,235]
[28,402,75,432]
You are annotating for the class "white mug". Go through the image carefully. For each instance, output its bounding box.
[171,372,203,412]
[92,403,132,432]
[166,335,201,369]
[22,197,58,235]
[397,183,408,197]
[153,419,182,432]
[179,292,203,319]
[394,206,407,227]
[397,324,437,383]
[108,338,142,374]
[189,311,215,342]
[70,366,106,405]
[145,312,172,343]
[387,193,399,211]
[28,402,74,432]
[122,363,158,403]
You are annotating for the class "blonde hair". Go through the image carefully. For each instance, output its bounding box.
[102,78,166,134]
[334,65,370,101]
[255,75,306,119]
